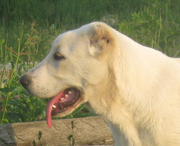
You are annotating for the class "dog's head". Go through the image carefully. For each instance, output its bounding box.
[20,22,116,127]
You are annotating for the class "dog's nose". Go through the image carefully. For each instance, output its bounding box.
[20,74,31,88]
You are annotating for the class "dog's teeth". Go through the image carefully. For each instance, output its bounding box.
[69,91,72,94]
[65,94,69,98]
[52,105,56,108]
[61,97,64,100]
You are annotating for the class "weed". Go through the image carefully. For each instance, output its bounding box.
[0,23,46,124]
[32,130,43,146]
[0,23,24,124]
[68,121,75,146]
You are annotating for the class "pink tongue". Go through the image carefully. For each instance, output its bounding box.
[46,91,64,128]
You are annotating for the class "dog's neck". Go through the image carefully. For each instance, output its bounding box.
[85,55,120,115]
[85,57,142,145]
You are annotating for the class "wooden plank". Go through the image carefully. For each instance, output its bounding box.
[0,116,114,146]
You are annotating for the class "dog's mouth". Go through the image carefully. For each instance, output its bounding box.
[46,88,80,128]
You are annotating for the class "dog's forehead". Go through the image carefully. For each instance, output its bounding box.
[52,31,75,48]
[51,27,89,54]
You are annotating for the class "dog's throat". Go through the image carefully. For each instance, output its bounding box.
[46,88,80,128]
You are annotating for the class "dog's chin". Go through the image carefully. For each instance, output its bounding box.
[46,88,84,128]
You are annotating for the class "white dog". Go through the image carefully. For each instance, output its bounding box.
[20,22,180,146]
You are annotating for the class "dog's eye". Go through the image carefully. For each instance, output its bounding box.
[54,52,65,61]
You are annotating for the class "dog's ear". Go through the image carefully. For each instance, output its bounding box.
[89,23,115,56]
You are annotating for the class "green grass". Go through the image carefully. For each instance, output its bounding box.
[0,0,180,124]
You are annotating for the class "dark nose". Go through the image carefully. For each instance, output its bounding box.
[20,74,31,89]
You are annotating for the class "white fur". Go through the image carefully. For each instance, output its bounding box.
[21,22,180,146]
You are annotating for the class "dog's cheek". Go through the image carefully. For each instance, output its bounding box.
[85,63,108,85]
